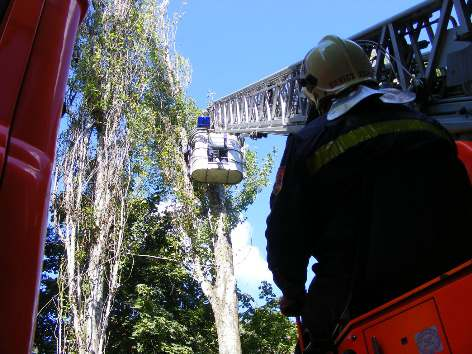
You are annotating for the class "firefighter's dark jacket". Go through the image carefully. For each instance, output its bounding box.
[265,97,472,304]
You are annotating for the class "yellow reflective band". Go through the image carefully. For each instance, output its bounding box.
[307,119,451,175]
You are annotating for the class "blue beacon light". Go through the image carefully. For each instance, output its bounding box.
[197,116,211,128]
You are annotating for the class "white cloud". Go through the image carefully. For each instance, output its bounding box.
[156,199,177,216]
[231,221,273,286]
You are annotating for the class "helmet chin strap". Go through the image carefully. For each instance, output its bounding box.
[302,87,315,102]
[302,87,320,108]
[302,87,333,117]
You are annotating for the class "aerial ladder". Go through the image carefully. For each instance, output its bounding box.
[190,1,472,353]
[206,0,472,139]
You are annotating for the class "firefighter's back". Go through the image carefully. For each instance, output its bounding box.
[299,97,472,316]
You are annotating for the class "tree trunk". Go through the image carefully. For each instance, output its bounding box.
[212,236,242,354]
[175,141,243,353]
[53,111,130,353]
[208,185,242,354]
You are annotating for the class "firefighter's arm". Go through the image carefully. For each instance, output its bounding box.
[265,135,310,299]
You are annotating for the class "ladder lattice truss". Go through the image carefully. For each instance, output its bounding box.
[207,0,472,136]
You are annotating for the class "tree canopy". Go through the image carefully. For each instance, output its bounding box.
[34,1,296,353]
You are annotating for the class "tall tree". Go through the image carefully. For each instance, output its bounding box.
[152,118,272,354]
[51,1,190,352]
[138,10,274,350]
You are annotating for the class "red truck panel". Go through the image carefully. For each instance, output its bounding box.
[0,0,44,178]
[336,260,472,354]
[456,141,472,181]
[0,0,86,352]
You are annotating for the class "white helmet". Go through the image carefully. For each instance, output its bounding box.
[300,35,375,108]
[301,35,415,119]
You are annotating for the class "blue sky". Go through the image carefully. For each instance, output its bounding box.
[172,0,423,299]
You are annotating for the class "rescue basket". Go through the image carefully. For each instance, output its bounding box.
[189,129,244,184]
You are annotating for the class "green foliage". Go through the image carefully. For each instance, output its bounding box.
[34,228,63,353]
[240,282,297,354]
[106,195,217,353]
[226,149,274,229]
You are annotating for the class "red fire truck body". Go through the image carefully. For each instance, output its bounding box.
[336,260,472,354]
[0,0,87,352]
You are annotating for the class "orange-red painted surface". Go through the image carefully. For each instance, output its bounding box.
[456,141,472,181]
[336,260,472,354]
[0,0,44,177]
[0,0,86,352]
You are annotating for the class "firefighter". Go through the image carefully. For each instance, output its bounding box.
[265,35,472,353]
